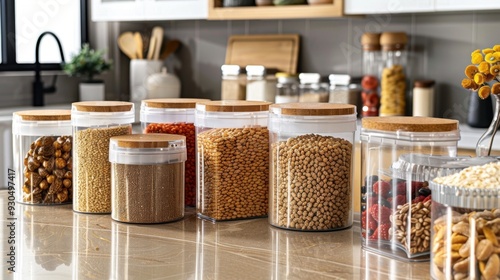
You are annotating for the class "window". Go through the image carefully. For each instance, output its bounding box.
[0,0,87,71]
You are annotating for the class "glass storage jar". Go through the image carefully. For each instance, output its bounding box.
[221,64,246,100]
[72,101,134,214]
[195,100,271,221]
[298,73,329,103]
[412,80,436,117]
[430,161,500,280]
[361,32,382,117]
[379,32,408,116]
[246,65,277,102]
[141,98,209,207]
[360,116,460,261]
[329,74,362,115]
[269,103,357,231]
[275,72,299,104]
[13,110,73,204]
[109,134,186,223]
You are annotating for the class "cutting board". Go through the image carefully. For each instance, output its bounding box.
[225,34,300,74]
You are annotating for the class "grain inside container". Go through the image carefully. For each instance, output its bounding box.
[195,100,271,221]
[72,101,133,214]
[269,103,357,231]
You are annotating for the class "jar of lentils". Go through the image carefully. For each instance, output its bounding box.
[13,110,73,204]
[72,101,133,214]
[269,103,356,231]
[195,100,271,221]
[360,116,460,260]
[141,98,209,207]
[430,161,500,280]
[110,134,186,223]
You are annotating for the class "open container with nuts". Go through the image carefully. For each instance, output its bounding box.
[195,100,271,221]
[360,116,460,261]
[13,110,73,204]
[141,98,209,207]
[72,101,133,214]
[109,134,186,223]
[430,161,500,280]
[268,103,356,231]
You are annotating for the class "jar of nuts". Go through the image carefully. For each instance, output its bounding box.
[430,161,500,280]
[195,100,271,221]
[72,101,134,214]
[269,103,357,231]
[109,134,186,223]
[13,110,73,204]
[360,116,460,260]
[141,98,209,207]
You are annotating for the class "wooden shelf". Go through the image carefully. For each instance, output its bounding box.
[208,0,343,20]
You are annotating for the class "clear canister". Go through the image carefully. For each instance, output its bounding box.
[13,110,72,204]
[269,103,357,231]
[72,101,134,214]
[430,161,500,280]
[275,72,299,104]
[109,134,186,223]
[360,116,460,261]
[195,100,271,221]
[221,65,246,100]
[361,32,381,117]
[246,65,277,102]
[379,32,408,116]
[141,98,209,207]
[298,73,329,103]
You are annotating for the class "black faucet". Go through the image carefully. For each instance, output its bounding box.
[33,31,65,106]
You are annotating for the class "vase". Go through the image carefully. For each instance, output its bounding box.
[79,82,105,101]
[476,94,500,156]
[467,91,493,128]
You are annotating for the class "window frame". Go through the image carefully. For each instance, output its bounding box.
[0,0,88,71]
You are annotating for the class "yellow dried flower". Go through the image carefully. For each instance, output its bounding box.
[485,73,495,82]
[483,48,495,55]
[465,65,479,79]
[492,83,500,95]
[461,78,475,89]
[490,65,500,76]
[493,45,500,52]
[485,52,500,64]
[478,85,491,99]
[474,73,486,84]
[471,53,484,64]
[478,61,490,74]
[471,49,481,56]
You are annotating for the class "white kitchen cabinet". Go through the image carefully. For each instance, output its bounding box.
[345,0,434,15]
[435,0,500,11]
[91,0,207,22]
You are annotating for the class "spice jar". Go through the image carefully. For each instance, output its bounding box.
[72,101,134,214]
[140,98,209,207]
[195,100,271,221]
[269,103,356,231]
[221,65,246,100]
[430,161,500,280]
[361,33,382,117]
[412,80,435,117]
[379,32,408,116]
[13,110,73,204]
[275,72,299,104]
[329,74,362,115]
[246,65,277,102]
[109,134,186,223]
[298,73,329,103]
[360,116,460,260]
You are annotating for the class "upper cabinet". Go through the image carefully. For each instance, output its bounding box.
[91,0,208,21]
[345,0,433,14]
[434,0,500,11]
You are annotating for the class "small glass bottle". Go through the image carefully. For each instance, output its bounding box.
[361,32,381,117]
[246,65,277,102]
[221,65,246,100]
[412,80,435,117]
[379,32,408,116]
[275,72,299,103]
[298,73,329,103]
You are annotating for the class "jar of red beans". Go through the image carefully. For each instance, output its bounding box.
[140,98,209,207]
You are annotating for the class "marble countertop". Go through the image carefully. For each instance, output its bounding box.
[0,191,429,280]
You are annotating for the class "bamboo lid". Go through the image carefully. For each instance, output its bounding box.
[380,32,408,51]
[72,101,133,112]
[362,116,458,132]
[110,134,185,149]
[142,98,210,109]
[196,100,271,112]
[14,110,71,121]
[270,103,355,116]
[361,33,381,51]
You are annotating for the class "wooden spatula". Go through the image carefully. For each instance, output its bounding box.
[160,40,180,60]
[117,32,137,60]
[149,26,164,60]
[133,32,143,59]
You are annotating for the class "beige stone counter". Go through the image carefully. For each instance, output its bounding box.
[0,190,429,280]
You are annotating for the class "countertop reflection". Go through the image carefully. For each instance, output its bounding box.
[0,191,429,279]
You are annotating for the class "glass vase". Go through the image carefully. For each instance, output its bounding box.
[476,93,500,156]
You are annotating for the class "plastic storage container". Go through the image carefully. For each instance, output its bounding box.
[360,116,460,261]
[195,100,271,221]
[221,65,246,100]
[13,110,73,204]
[275,73,299,104]
[361,32,382,117]
[269,103,357,231]
[246,65,277,102]
[379,32,408,116]
[430,161,500,280]
[72,101,134,214]
[141,98,209,207]
[298,73,329,103]
[109,134,186,223]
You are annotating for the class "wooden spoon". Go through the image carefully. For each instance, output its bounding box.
[117,32,137,60]
[133,32,143,59]
[147,36,156,60]
[149,26,164,60]
[160,40,180,60]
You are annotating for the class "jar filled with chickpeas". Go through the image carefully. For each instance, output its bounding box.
[195,100,271,221]
[72,101,134,214]
[13,110,73,204]
[269,103,357,231]
[360,116,460,261]
[141,98,209,207]
[430,161,500,280]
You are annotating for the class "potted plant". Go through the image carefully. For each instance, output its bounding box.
[63,43,112,101]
